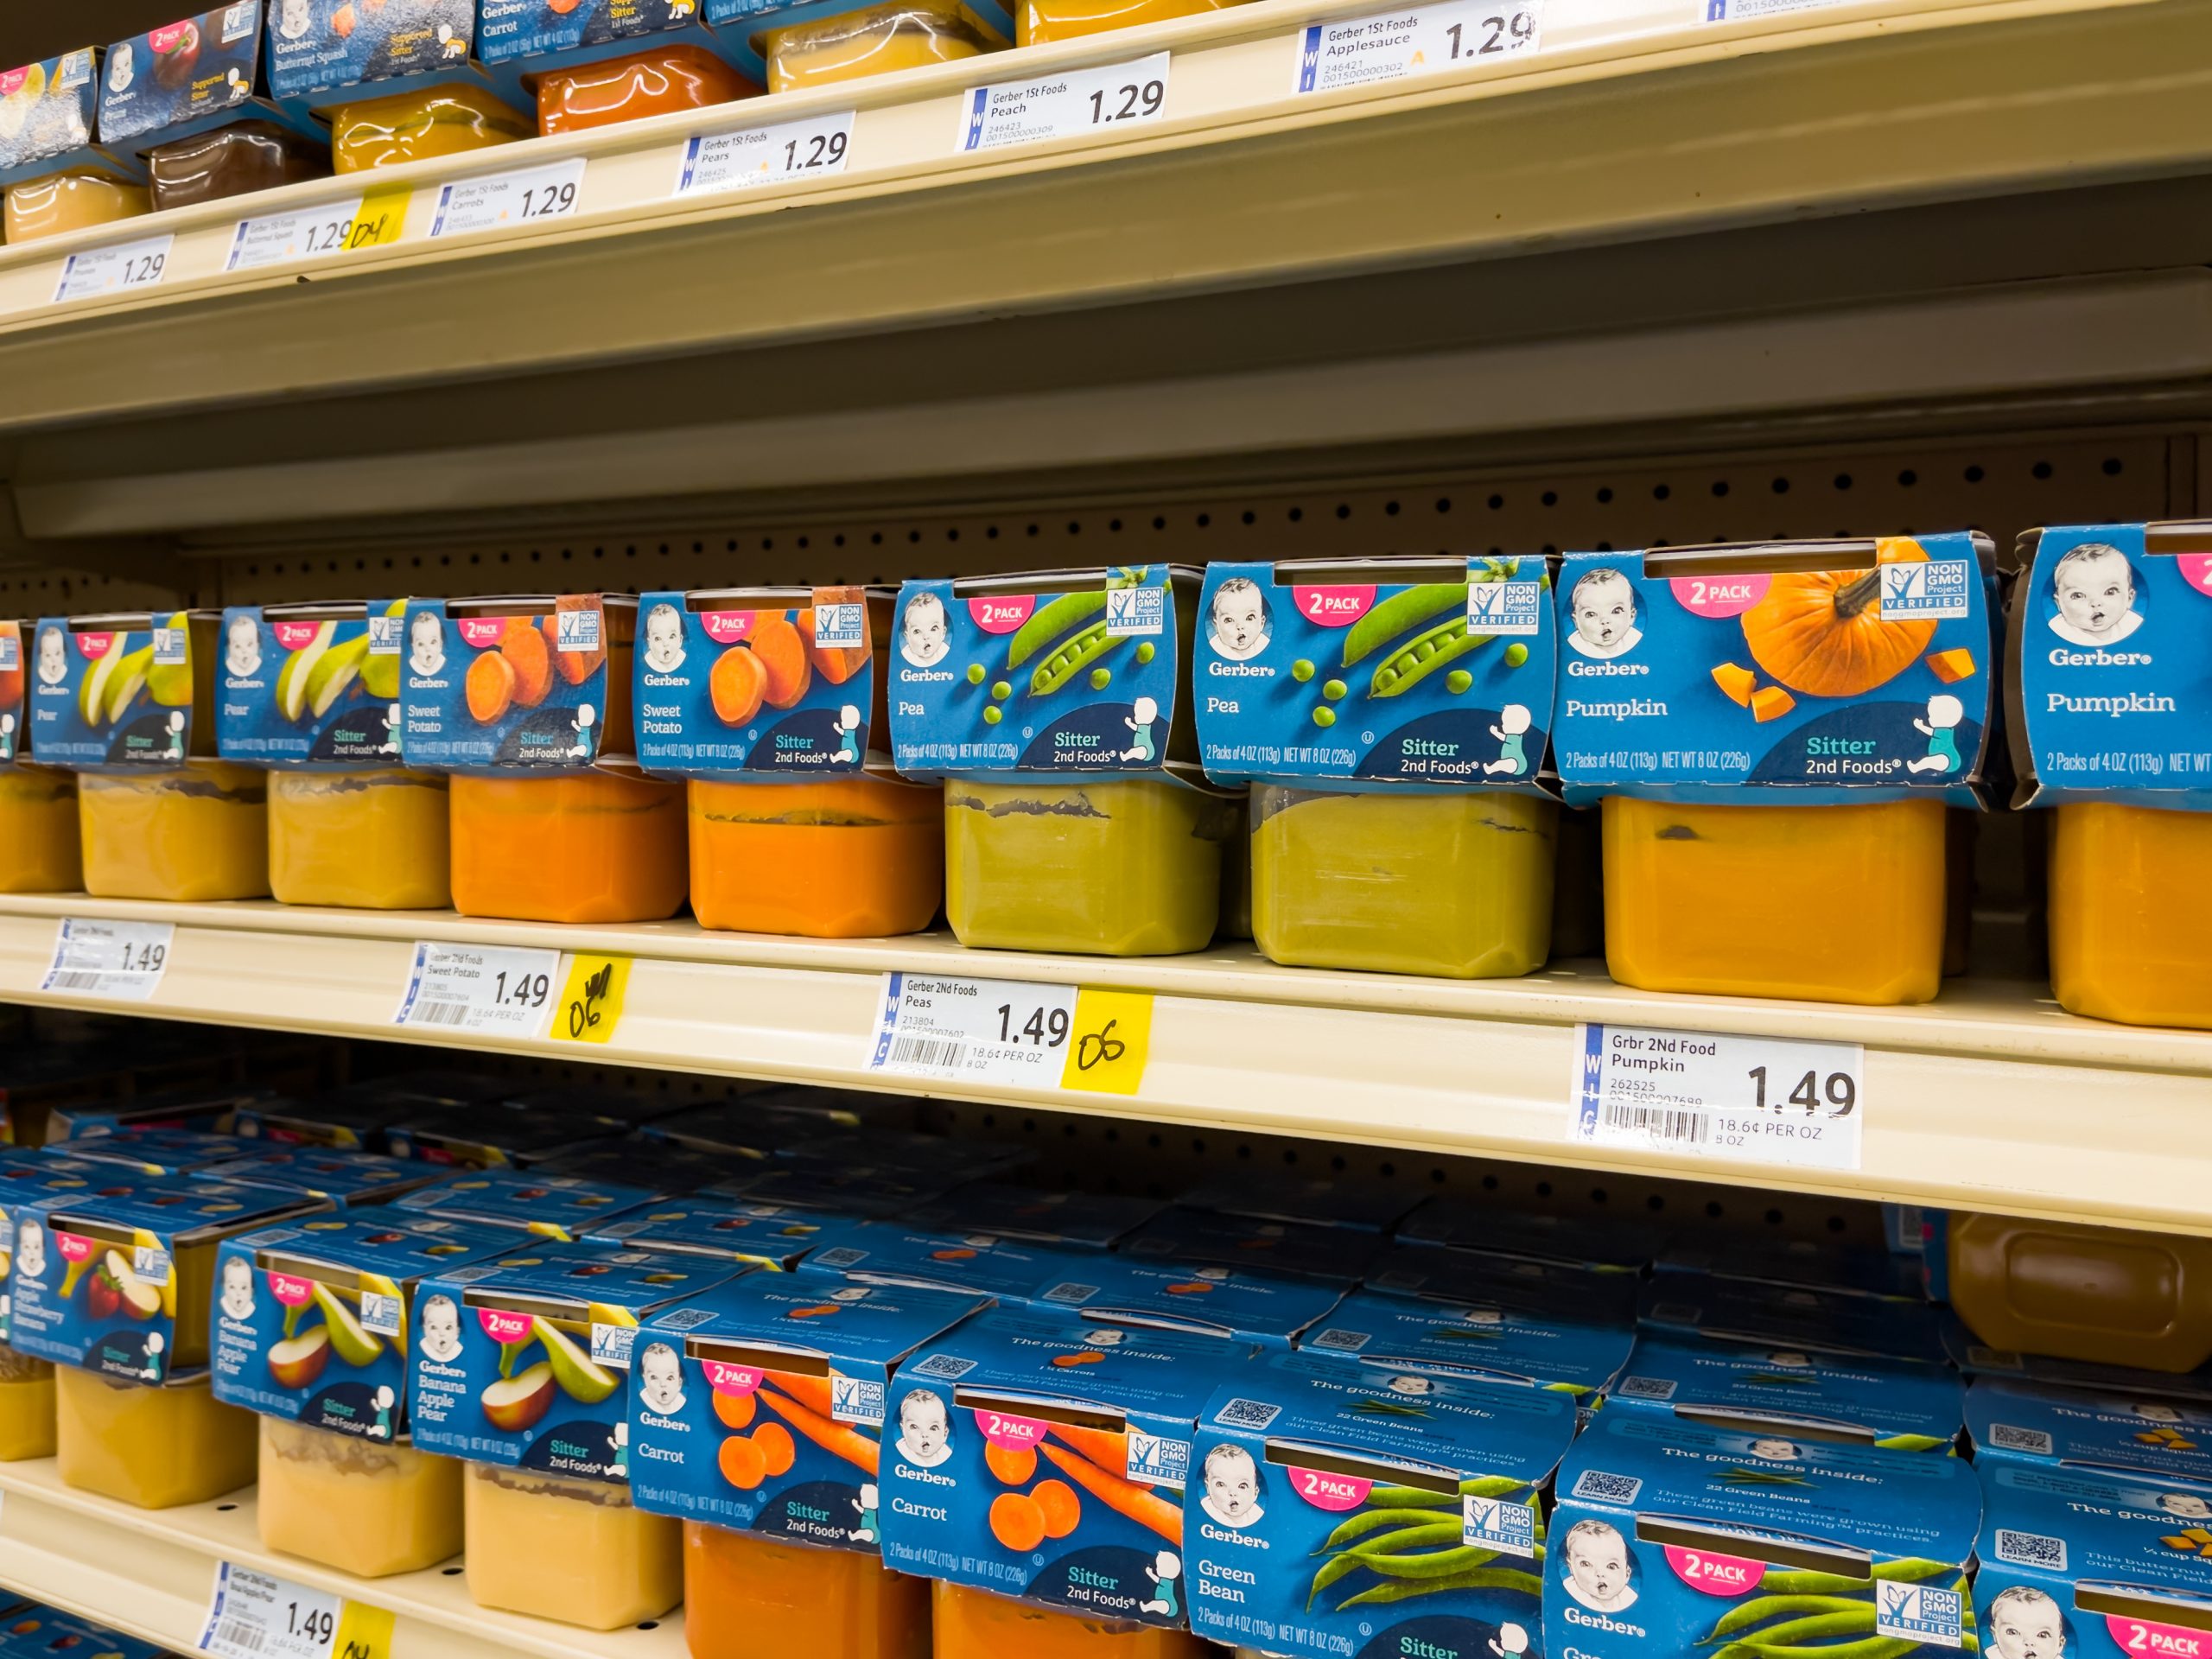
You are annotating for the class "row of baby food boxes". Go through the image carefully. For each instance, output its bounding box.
[0,1600,175,1659]
[3,1090,2210,1657]
[0,0,1182,248]
[2,526,2207,1021]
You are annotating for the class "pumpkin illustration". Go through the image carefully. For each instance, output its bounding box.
[1740,537,1936,697]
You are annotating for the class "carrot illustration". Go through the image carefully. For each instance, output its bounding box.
[767,1371,837,1419]
[760,1388,880,1476]
[1046,1422,1128,1472]
[1039,1442,1182,1545]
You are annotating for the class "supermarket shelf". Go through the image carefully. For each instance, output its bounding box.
[1,894,2209,1235]
[0,1458,686,1659]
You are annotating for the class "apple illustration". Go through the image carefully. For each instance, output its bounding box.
[481,1362,555,1433]
[268,1326,331,1390]
[122,1277,162,1320]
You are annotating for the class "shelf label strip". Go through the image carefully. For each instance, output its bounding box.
[1293,0,1542,94]
[677,111,856,196]
[53,233,174,304]
[40,918,174,1001]
[958,51,1171,152]
[866,970,1151,1094]
[393,941,629,1044]
[1568,1021,1864,1171]
[200,1562,393,1659]
[429,156,587,239]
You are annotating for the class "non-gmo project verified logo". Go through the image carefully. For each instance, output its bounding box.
[812,602,866,649]
[556,609,603,652]
[1875,1580,1965,1649]
[1127,1427,1190,1485]
[831,1374,885,1426]
[1463,1495,1536,1557]
[1878,557,1972,620]
[1105,584,1166,637]
[1468,579,1546,637]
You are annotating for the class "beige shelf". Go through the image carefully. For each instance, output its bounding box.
[0,1458,685,1659]
[0,893,2207,1235]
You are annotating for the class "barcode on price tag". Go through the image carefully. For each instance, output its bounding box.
[429,156,586,238]
[865,971,1152,1095]
[200,1562,392,1659]
[393,942,563,1037]
[676,111,855,195]
[958,52,1169,152]
[1568,1023,1864,1172]
[53,232,175,303]
[1292,0,1542,94]
[41,918,175,1001]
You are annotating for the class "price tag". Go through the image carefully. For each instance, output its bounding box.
[392,942,563,1037]
[676,111,855,196]
[225,186,412,272]
[53,232,175,303]
[1568,1023,1864,1172]
[200,1563,393,1659]
[429,156,587,238]
[957,52,1169,153]
[40,918,175,1001]
[1292,0,1541,94]
[865,971,1152,1095]
[549,952,630,1046]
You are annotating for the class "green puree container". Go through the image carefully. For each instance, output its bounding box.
[1250,786,1555,976]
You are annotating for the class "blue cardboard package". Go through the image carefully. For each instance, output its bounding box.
[1033,1255,1344,1350]
[1121,1206,1383,1285]
[389,1168,661,1242]
[1298,1286,1634,1413]
[1609,1333,1963,1451]
[1968,1375,2212,1488]
[798,1222,1092,1312]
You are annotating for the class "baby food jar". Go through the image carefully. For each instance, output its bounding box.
[1018,0,1239,44]
[2048,802,2212,1029]
[685,1524,928,1659]
[259,1417,462,1577]
[331,85,533,175]
[688,776,941,937]
[465,1464,683,1630]
[1601,796,1948,1004]
[55,1367,257,1508]
[944,778,1230,956]
[146,121,329,210]
[1250,786,1556,977]
[1945,1210,2212,1373]
[0,1348,56,1462]
[934,1582,1206,1659]
[758,2,1000,94]
[3,172,149,244]
[269,770,450,911]
[0,767,81,893]
[537,46,760,136]
[79,760,270,902]
[449,772,687,924]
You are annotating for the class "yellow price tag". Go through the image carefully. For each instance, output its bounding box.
[349,186,411,251]
[333,1599,395,1659]
[1058,988,1154,1095]
[549,953,630,1045]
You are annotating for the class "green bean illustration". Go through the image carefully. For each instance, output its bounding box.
[1313,1508,1459,1553]
[1370,618,1493,698]
[1007,593,1107,670]
[1029,624,1117,696]
[1874,1433,1952,1452]
[1343,1542,1497,1580]
[1756,1558,1955,1598]
[1702,1594,1867,1641]
[1306,1525,1465,1608]
[1361,1485,1463,1510]
[1336,1567,1544,1609]
[1714,1639,1974,1659]
[1341,585,1468,668]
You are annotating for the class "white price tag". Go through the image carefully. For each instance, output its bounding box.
[53,233,175,303]
[201,1563,390,1659]
[429,156,587,238]
[676,111,855,195]
[226,197,370,270]
[1292,0,1541,94]
[41,918,175,1001]
[866,970,1077,1086]
[1569,1024,1863,1172]
[392,942,563,1037]
[958,52,1169,152]
[1707,0,1854,17]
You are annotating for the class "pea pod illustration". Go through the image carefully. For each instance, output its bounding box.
[1370,617,1495,698]
[1007,592,1108,670]
[1701,1594,1867,1641]
[1029,622,1118,696]
[1340,584,1469,668]
[1713,1638,1944,1659]
[1755,1558,1956,1599]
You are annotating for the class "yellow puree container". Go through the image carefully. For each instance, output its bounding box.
[0,767,80,892]
[269,770,450,910]
[0,1346,56,1462]
[3,172,149,244]
[330,85,532,174]
[56,1367,256,1508]
[464,1463,683,1630]
[79,760,270,902]
[2048,802,2212,1029]
[259,1416,462,1577]
[758,2,997,93]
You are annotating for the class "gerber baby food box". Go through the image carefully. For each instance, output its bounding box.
[27,612,216,770]
[626,1275,989,1550]
[590,1203,837,1272]
[2010,521,2212,808]
[1395,1196,1664,1274]
[8,1176,323,1383]
[210,1213,518,1437]
[1552,535,1995,805]
[192,1146,446,1205]
[1967,1376,2212,1487]
[1033,1255,1344,1349]
[389,1168,658,1242]
[1608,1334,1963,1451]
[100,5,320,152]
[0,624,20,766]
[1121,1208,1384,1285]
[1975,1459,2212,1659]
[401,595,637,773]
[634,587,892,782]
[0,50,143,191]
[264,0,492,107]
[410,1238,747,1479]
[64,1126,247,1175]
[798,1222,1090,1311]
[1639,1274,1953,1365]
[906,1184,1164,1250]
[1185,1351,1578,1659]
[1194,556,1556,790]
[1547,1413,1981,1659]
[1300,1287,1634,1411]
[1363,1244,1642,1329]
[0,1150,130,1344]
[887,566,1199,781]
[216,602,409,769]
[478,0,738,73]
[1177,1170,1413,1232]
[881,1311,1254,1629]
[1656,1237,1927,1301]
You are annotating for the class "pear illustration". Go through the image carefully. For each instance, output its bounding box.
[537,1319,620,1404]
[145,613,194,708]
[275,623,369,721]
[310,1281,384,1366]
[79,637,152,727]
[360,601,406,702]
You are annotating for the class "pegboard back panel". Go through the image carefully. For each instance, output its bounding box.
[0,564,188,614]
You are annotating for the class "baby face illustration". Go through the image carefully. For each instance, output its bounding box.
[897,1389,950,1465]
[1749,1438,1801,1461]
[420,1294,461,1360]
[15,1222,43,1279]
[1563,1519,1636,1611]
[109,44,134,93]
[2158,1491,2212,1521]
[900,594,948,667]
[1209,578,1267,661]
[638,1343,684,1414]
[1387,1373,1433,1395]
[219,1257,254,1318]
[2051,543,2137,641]
[36,628,66,686]
[1987,1586,2064,1659]
[1768,1351,1813,1370]
[279,0,311,37]
[642,604,684,673]
[226,615,261,678]
[2133,1402,2185,1424]
[1569,569,1639,658]
[1202,1444,1260,1526]
[410,612,445,676]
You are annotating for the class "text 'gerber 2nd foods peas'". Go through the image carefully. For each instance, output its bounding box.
[2010,521,2212,1028]
[1553,534,1995,1006]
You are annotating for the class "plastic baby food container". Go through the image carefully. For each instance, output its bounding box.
[401,595,688,924]
[0,48,150,245]
[215,601,449,911]
[1194,557,1560,978]
[1017,0,1241,46]
[1553,535,1997,1005]
[752,1,1005,93]
[887,567,1235,956]
[97,9,332,213]
[635,586,943,937]
[2009,521,2212,1029]
[27,610,271,902]
[0,621,80,893]
[470,2,760,134]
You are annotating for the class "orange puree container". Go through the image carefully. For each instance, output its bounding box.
[449,771,686,924]
[537,46,760,136]
[934,1582,1207,1659]
[1947,1211,2212,1374]
[2048,801,2212,1030]
[0,766,80,893]
[688,775,941,936]
[686,1523,929,1659]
